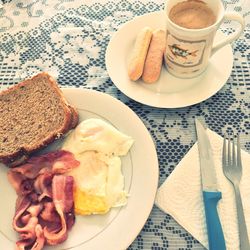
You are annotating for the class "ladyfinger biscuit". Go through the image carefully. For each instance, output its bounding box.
[128,27,153,81]
[142,29,166,83]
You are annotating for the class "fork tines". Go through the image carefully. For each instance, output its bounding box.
[222,133,242,184]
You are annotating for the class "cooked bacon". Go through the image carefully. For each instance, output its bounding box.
[31,225,45,250]
[52,151,80,174]
[20,179,34,196]
[24,150,79,176]
[53,175,74,213]
[13,196,31,230]
[18,217,38,241]
[27,204,43,217]
[8,150,80,200]
[10,162,44,180]
[39,202,60,223]
[8,150,77,250]
[16,239,35,250]
[21,213,31,225]
[44,175,74,245]
[33,173,50,194]
[43,208,67,245]
[39,218,62,235]
[7,171,25,194]
[10,150,79,177]
[28,192,39,204]
[34,172,53,201]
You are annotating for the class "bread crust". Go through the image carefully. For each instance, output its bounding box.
[0,72,79,167]
[68,105,79,129]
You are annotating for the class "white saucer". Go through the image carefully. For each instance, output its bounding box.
[105,11,233,108]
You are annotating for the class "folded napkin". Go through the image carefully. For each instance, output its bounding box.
[155,129,250,250]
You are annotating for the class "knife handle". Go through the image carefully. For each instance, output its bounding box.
[203,191,226,250]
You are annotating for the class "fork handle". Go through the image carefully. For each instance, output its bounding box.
[234,185,250,250]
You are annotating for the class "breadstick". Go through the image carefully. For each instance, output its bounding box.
[128,27,153,81]
[142,29,166,83]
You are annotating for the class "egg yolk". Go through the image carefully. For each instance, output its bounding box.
[74,187,110,215]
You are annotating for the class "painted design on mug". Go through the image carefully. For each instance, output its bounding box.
[166,32,206,68]
[168,44,198,59]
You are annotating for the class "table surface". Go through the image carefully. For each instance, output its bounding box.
[0,0,250,249]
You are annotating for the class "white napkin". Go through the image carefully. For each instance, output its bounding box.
[155,129,250,250]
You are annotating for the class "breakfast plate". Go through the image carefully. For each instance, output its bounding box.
[0,88,159,250]
[105,11,234,108]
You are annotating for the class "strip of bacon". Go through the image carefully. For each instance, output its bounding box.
[43,175,74,245]
[9,150,80,181]
[13,196,31,231]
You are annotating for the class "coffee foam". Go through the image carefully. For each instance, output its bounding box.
[169,0,216,29]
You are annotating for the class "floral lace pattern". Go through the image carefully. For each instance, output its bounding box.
[0,0,250,249]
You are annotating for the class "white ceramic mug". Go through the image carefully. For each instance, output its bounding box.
[164,0,245,78]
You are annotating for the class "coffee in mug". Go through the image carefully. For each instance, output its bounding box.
[164,0,245,78]
[169,0,216,29]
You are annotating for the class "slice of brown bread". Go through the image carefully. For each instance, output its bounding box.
[0,72,79,167]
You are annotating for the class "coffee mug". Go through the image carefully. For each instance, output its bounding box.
[164,0,245,78]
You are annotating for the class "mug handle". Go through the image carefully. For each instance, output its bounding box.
[211,12,245,56]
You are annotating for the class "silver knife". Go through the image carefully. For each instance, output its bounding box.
[195,118,226,250]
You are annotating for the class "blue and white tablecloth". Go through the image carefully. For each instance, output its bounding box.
[0,0,249,249]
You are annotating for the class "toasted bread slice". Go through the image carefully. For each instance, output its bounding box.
[0,72,79,167]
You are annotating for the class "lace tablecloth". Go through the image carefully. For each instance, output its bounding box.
[0,0,250,249]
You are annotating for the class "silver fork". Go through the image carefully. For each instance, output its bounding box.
[222,134,250,250]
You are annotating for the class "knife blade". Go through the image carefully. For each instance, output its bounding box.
[195,118,226,250]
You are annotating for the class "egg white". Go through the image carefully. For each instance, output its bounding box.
[62,118,134,156]
[62,118,134,215]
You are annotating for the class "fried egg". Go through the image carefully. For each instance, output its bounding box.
[62,118,134,215]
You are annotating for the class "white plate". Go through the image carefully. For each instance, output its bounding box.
[105,11,234,108]
[0,88,159,250]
